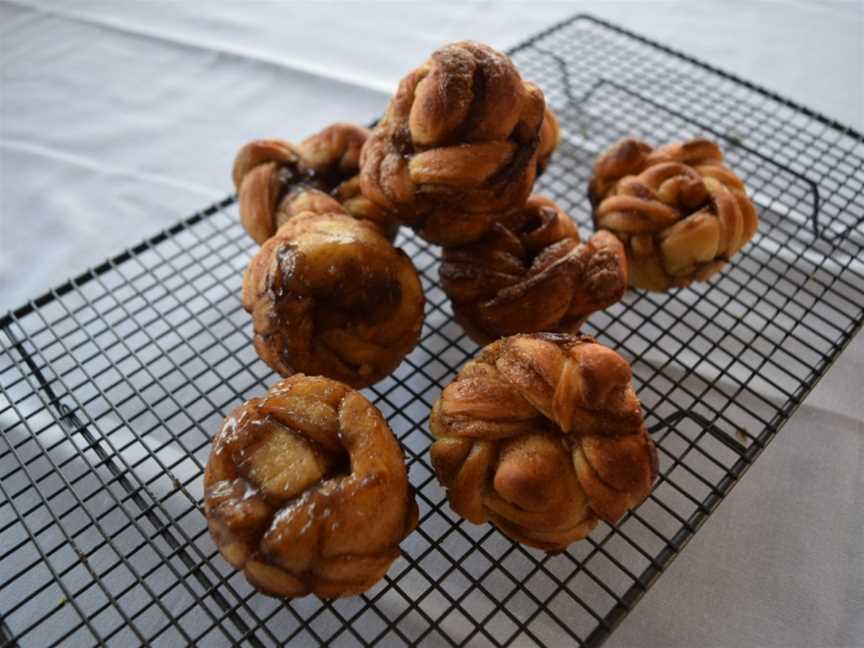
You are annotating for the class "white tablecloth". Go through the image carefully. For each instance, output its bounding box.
[1,2,862,646]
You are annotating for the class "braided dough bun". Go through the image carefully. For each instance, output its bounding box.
[430,333,657,552]
[232,123,398,243]
[589,138,758,292]
[242,208,424,388]
[204,375,418,598]
[439,195,627,345]
[536,106,561,175]
[360,41,546,246]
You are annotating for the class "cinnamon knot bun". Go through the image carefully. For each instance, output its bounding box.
[360,41,546,246]
[589,138,758,291]
[430,333,657,552]
[233,123,398,243]
[439,196,627,345]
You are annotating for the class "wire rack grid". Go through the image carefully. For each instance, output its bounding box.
[1,13,863,648]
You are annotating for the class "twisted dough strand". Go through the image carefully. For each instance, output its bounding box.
[536,106,561,175]
[233,123,398,243]
[440,196,627,344]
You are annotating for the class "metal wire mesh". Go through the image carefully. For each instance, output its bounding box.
[2,13,863,648]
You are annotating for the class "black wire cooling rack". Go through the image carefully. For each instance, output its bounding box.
[2,13,863,648]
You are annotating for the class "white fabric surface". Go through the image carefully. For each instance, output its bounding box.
[1,1,862,647]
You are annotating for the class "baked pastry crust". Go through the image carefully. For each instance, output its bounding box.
[589,138,758,291]
[536,107,561,175]
[430,333,657,552]
[204,375,418,598]
[242,208,424,388]
[439,195,627,345]
[360,41,546,246]
[233,123,398,243]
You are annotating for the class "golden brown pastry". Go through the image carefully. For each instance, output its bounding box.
[242,208,424,388]
[439,195,628,345]
[232,123,398,243]
[204,375,418,598]
[360,41,546,246]
[272,186,344,221]
[430,333,657,552]
[536,106,561,175]
[589,138,758,291]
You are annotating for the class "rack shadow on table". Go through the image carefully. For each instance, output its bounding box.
[2,13,863,648]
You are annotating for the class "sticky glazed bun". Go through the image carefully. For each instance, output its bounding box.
[204,375,418,598]
[242,208,424,388]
